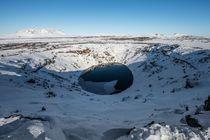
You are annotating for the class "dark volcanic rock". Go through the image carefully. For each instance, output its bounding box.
[185,115,202,128]
[27,79,36,84]
[204,96,210,111]
[78,63,133,95]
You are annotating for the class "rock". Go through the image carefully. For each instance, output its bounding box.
[121,96,131,102]
[174,109,185,114]
[46,91,56,98]
[204,96,210,111]
[185,115,202,128]
[27,79,36,84]
[185,79,194,89]
[144,121,155,127]
[41,106,46,111]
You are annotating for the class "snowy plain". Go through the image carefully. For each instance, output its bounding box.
[0,30,210,140]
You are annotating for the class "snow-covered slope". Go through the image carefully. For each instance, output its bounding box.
[0,36,209,140]
[1,29,67,38]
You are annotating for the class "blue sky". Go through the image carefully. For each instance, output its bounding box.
[0,0,210,36]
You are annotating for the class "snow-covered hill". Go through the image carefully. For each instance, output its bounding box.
[1,29,67,38]
[0,36,209,140]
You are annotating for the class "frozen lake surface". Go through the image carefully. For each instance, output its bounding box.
[78,63,133,95]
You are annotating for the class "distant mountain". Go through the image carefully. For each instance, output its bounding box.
[2,29,68,38]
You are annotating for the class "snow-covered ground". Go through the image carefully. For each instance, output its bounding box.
[0,34,210,140]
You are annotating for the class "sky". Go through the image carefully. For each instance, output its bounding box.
[0,0,210,36]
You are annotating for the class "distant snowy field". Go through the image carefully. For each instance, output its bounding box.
[0,31,210,140]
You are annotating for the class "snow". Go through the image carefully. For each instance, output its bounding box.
[104,80,118,93]
[0,116,20,126]
[0,35,209,139]
[27,121,44,138]
[125,124,207,140]
[79,79,118,95]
